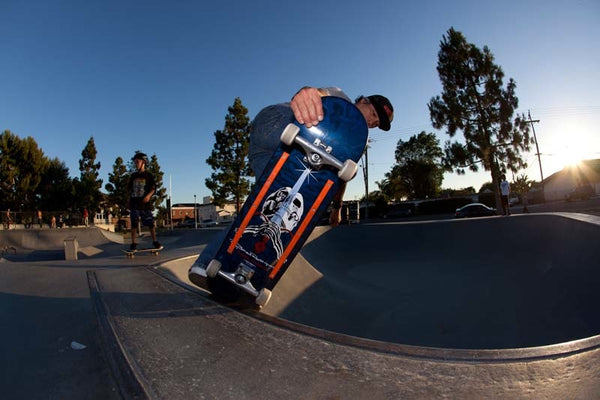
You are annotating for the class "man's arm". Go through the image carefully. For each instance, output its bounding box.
[329,183,346,226]
[143,187,156,204]
[143,174,156,204]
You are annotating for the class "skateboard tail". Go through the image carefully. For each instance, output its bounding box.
[269,178,334,279]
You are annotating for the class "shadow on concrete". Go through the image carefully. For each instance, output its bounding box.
[0,291,119,399]
[270,215,600,349]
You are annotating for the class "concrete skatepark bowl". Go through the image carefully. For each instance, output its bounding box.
[2,215,599,398]
[261,214,600,350]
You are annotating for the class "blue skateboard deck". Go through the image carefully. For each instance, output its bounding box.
[205,96,368,306]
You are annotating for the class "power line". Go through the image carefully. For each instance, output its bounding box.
[528,105,600,118]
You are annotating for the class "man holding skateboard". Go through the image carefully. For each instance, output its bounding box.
[190,86,393,283]
[249,86,393,226]
[128,152,161,251]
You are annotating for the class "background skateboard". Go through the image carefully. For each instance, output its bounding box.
[205,96,368,306]
[121,246,163,258]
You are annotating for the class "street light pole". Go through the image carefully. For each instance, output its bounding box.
[362,138,372,221]
[169,174,173,230]
[194,194,197,229]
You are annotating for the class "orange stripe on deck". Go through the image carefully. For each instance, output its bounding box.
[269,179,334,279]
[227,152,290,254]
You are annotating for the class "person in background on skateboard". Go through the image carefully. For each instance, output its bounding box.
[128,152,161,251]
[249,86,394,226]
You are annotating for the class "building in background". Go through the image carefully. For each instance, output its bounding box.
[171,196,237,225]
[532,159,599,203]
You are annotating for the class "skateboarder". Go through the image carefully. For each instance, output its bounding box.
[191,86,393,283]
[128,152,161,251]
[250,86,393,226]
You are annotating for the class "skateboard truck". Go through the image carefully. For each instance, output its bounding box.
[280,124,358,182]
[206,259,272,306]
[234,263,255,285]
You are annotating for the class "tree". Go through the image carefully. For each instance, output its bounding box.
[359,189,389,218]
[146,153,167,210]
[428,28,533,212]
[379,131,445,200]
[104,156,129,218]
[511,174,533,197]
[73,137,103,213]
[479,182,495,193]
[37,158,74,212]
[439,186,476,198]
[0,130,48,210]
[205,97,252,212]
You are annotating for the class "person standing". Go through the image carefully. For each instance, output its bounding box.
[128,152,161,251]
[83,208,89,226]
[5,209,12,230]
[500,175,511,216]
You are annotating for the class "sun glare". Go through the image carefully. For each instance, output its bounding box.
[559,146,585,168]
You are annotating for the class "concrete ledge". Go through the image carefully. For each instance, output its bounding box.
[63,237,78,260]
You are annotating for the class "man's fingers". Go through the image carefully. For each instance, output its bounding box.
[290,101,307,125]
[291,87,323,127]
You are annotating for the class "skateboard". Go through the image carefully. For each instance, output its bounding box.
[203,96,368,306]
[121,246,164,258]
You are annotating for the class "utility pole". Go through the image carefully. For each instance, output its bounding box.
[525,110,544,201]
[362,138,372,221]
[169,175,173,230]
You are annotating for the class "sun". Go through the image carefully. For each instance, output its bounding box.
[559,146,585,168]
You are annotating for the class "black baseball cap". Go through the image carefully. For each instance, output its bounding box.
[367,95,394,131]
[132,152,149,163]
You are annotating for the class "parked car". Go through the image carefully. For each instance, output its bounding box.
[199,219,219,228]
[384,204,415,219]
[454,203,496,218]
[176,220,196,228]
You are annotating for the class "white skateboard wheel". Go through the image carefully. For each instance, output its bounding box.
[206,259,222,278]
[338,160,358,182]
[280,124,300,146]
[255,288,272,307]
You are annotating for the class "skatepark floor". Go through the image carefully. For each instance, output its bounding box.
[1,216,600,399]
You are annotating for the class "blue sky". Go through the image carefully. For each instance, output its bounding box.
[1,0,599,204]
